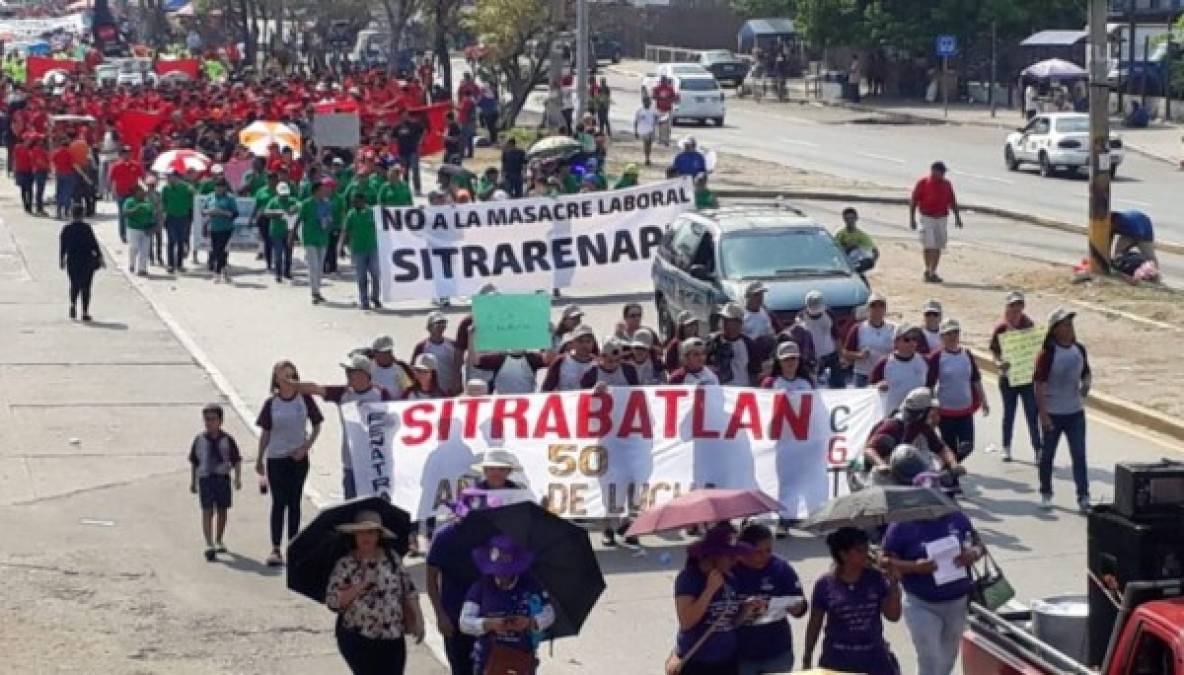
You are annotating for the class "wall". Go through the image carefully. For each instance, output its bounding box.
[590,3,746,57]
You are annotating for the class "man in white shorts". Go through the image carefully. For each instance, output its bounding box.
[908,161,964,283]
[633,98,659,166]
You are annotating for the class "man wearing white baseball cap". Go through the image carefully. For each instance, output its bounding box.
[667,337,720,385]
[843,292,896,387]
[370,334,414,399]
[925,318,988,473]
[795,290,846,388]
[708,302,761,386]
[291,353,393,499]
[541,324,598,391]
[412,312,463,396]
[870,323,928,414]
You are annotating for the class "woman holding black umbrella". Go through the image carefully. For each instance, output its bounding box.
[325,510,424,675]
[459,534,555,675]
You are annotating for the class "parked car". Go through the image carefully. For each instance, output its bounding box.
[1004,112,1124,178]
[591,35,623,64]
[652,206,870,339]
[697,49,750,87]
[640,62,712,97]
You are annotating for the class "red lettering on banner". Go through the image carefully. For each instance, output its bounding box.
[769,393,812,440]
[400,403,434,444]
[691,388,720,438]
[457,397,487,437]
[577,392,613,437]
[534,394,571,437]
[437,399,453,439]
[724,391,763,439]
[618,390,654,438]
[491,398,529,439]
[654,388,689,436]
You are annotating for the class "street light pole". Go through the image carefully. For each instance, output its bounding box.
[1088,0,1113,275]
[575,0,590,124]
[990,20,997,118]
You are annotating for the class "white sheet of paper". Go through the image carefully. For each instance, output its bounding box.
[925,535,969,586]
[753,595,804,624]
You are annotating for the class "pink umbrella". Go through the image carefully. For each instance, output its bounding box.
[151,149,211,176]
[625,488,784,537]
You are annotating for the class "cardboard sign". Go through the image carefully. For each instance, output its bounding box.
[312,112,360,148]
[473,293,552,352]
[999,327,1045,386]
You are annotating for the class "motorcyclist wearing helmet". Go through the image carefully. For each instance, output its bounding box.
[887,444,940,487]
[864,387,962,477]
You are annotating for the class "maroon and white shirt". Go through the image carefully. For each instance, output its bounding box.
[541,353,597,391]
[870,353,929,414]
[845,320,897,377]
[925,347,982,417]
[579,364,640,389]
[668,366,720,386]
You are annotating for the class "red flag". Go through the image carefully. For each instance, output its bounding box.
[115,110,166,159]
[410,102,451,156]
[155,58,200,79]
[27,57,81,82]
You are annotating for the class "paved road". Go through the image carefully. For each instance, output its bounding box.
[80,195,1183,673]
[593,66,1183,243]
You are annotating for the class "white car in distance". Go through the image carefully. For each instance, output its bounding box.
[1004,112,1124,177]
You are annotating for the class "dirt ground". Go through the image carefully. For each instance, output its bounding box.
[466,123,1184,421]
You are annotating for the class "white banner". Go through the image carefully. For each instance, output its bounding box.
[343,386,881,520]
[189,194,260,252]
[375,177,694,301]
[0,14,86,43]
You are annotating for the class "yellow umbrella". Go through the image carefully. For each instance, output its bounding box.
[239,121,302,158]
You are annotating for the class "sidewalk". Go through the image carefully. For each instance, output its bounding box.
[609,58,1184,167]
[0,198,444,672]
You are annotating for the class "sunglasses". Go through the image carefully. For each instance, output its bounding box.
[626,313,642,319]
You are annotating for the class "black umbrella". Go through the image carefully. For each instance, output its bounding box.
[801,486,959,534]
[286,496,413,603]
[440,502,605,639]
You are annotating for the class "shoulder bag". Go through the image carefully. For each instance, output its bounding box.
[970,546,1015,611]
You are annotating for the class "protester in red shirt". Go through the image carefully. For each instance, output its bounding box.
[108,147,144,243]
[13,137,35,213]
[51,138,80,220]
[649,77,678,147]
[28,137,51,217]
[908,161,964,283]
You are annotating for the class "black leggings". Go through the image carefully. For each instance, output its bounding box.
[267,456,309,548]
[67,266,95,312]
[211,230,232,273]
[336,624,407,675]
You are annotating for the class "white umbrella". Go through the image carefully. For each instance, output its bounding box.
[151,149,212,176]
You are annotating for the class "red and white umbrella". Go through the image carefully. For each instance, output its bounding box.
[151,149,211,176]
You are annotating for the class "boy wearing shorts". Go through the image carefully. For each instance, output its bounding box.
[188,403,242,561]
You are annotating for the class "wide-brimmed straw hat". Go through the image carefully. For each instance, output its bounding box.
[335,510,396,539]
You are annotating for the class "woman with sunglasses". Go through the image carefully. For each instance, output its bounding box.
[761,341,815,393]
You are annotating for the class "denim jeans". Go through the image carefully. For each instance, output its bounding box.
[938,414,975,459]
[115,192,129,241]
[853,372,870,388]
[351,251,380,308]
[818,351,849,389]
[271,236,292,280]
[999,378,1041,453]
[342,467,356,500]
[164,215,189,270]
[1039,410,1089,498]
[903,593,967,675]
[399,152,421,193]
[33,171,48,212]
[55,172,76,217]
[304,246,326,296]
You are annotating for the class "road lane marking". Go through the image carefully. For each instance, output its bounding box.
[855,151,906,164]
[780,138,821,147]
[1116,198,1152,207]
[952,170,1014,185]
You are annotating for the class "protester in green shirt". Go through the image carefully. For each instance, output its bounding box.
[694,173,718,210]
[160,172,196,273]
[340,192,381,311]
[298,181,335,304]
[123,184,156,276]
[476,167,501,201]
[263,183,299,282]
[252,173,281,271]
[614,164,640,190]
[240,158,268,197]
[204,181,240,282]
[378,166,413,207]
[832,206,879,261]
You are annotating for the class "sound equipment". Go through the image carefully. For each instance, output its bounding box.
[1114,459,1184,519]
[1086,505,1184,666]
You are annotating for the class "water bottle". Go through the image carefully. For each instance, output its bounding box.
[258,473,269,495]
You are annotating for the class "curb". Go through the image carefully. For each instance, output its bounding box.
[713,187,1184,256]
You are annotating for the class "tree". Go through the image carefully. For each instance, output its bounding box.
[427,0,466,93]
[374,0,424,74]
[730,0,793,18]
[464,0,557,128]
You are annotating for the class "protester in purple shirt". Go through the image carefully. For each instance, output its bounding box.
[733,524,807,675]
[882,512,981,675]
[803,527,902,675]
[459,535,555,673]
[672,524,761,675]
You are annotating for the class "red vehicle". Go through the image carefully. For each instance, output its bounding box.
[963,580,1184,675]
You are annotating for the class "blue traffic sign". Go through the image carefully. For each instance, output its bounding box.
[935,34,957,57]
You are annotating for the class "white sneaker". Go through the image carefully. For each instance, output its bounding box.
[1040,495,1054,511]
[1001,446,1012,462]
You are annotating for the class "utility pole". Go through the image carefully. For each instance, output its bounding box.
[942,55,949,118]
[574,0,590,124]
[989,20,997,118]
[544,0,567,131]
[1088,0,1113,275]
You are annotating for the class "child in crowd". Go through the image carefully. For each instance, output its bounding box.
[188,403,243,561]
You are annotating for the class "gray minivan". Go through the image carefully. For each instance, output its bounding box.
[652,206,871,339]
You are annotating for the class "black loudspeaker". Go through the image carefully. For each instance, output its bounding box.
[1114,460,1184,519]
[1086,505,1184,666]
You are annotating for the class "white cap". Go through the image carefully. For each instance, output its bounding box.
[776,341,801,359]
[720,302,745,321]
[426,311,447,329]
[276,182,291,196]
[340,354,375,376]
[804,290,825,311]
[680,337,707,358]
[210,164,224,175]
[744,281,767,297]
[413,353,438,371]
[372,335,394,352]
[922,298,942,315]
[939,318,961,335]
[902,387,939,412]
